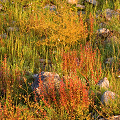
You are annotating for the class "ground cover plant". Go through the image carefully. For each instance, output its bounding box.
[0,0,120,119]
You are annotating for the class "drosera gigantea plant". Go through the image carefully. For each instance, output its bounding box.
[30,70,90,119]
[58,72,90,119]
[61,44,102,85]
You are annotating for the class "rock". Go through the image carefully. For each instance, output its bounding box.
[101,91,119,105]
[103,9,120,21]
[97,28,110,34]
[97,77,109,89]
[31,72,61,98]
[97,28,110,38]
[86,0,97,6]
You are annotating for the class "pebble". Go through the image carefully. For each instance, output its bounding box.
[97,77,109,89]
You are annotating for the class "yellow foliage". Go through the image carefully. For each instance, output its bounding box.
[25,4,88,47]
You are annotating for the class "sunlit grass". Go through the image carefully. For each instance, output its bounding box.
[0,0,120,119]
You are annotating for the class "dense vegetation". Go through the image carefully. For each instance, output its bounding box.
[0,0,120,119]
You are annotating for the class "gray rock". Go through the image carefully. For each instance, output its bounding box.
[97,28,110,38]
[31,72,61,97]
[97,28,110,34]
[103,8,120,21]
[101,91,119,105]
[97,77,109,89]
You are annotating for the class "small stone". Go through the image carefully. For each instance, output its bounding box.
[97,77,109,89]
[97,28,110,34]
[97,28,110,38]
[101,91,119,105]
